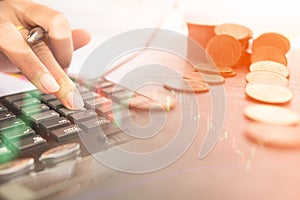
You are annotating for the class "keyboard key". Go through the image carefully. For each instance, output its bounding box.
[1,126,35,142]
[0,118,25,132]
[21,104,49,117]
[13,98,41,111]
[10,135,48,155]
[39,143,80,165]
[50,125,83,142]
[0,103,8,113]
[0,112,15,123]
[69,110,98,124]
[4,93,32,104]
[39,117,71,133]
[30,110,59,125]
[58,108,86,117]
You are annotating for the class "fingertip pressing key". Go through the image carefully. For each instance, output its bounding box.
[66,90,84,110]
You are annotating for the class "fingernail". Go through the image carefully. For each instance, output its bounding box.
[67,91,84,110]
[40,73,60,93]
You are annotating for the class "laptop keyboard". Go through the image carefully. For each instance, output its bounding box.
[0,78,163,181]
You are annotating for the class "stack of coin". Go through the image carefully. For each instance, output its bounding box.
[242,33,300,148]
[212,23,253,68]
[251,32,290,66]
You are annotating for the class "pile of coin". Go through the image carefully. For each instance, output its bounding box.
[171,23,254,93]
[187,22,300,147]
[243,33,300,147]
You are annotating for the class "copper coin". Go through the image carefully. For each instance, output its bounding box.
[214,23,253,41]
[246,122,300,148]
[221,69,237,77]
[249,60,289,78]
[164,79,209,93]
[206,35,242,67]
[244,104,299,125]
[246,83,293,104]
[194,63,233,75]
[246,71,289,86]
[183,72,225,85]
[252,32,290,54]
[250,46,288,66]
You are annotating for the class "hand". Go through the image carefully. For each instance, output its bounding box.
[0,0,91,110]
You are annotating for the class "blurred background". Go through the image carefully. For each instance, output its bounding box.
[35,0,300,74]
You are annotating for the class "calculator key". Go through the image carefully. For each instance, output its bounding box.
[4,93,32,104]
[0,112,15,123]
[81,92,100,101]
[107,132,133,145]
[39,117,71,133]
[28,90,43,98]
[1,126,35,142]
[102,86,126,97]
[47,99,64,110]
[95,103,124,119]
[58,108,86,117]
[0,144,15,163]
[30,110,59,125]
[40,94,57,103]
[76,86,89,94]
[13,98,41,111]
[10,135,48,155]
[101,122,123,136]
[39,143,80,165]
[84,96,111,109]
[111,90,134,103]
[69,110,98,124]
[50,125,83,142]
[96,80,114,89]
[79,117,110,133]
[21,104,49,117]
[0,118,25,132]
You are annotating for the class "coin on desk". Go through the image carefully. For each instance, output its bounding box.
[194,63,233,75]
[246,122,300,148]
[249,60,289,78]
[164,79,209,93]
[183,72,225,85]
[246,71,289,86]
[246,83,293,104]
[244,104,300,125]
